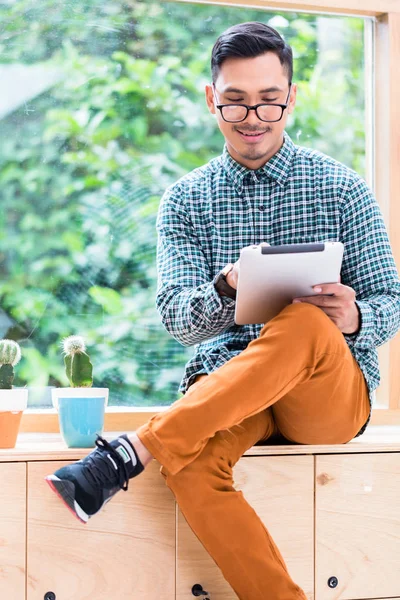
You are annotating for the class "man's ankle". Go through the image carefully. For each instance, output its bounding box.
[127,432,153,468]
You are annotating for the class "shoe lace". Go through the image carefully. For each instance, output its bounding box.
[84,435,130,492]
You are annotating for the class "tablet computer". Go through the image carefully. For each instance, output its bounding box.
[234,241,344,325]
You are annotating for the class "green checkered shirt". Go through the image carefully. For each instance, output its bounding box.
[156,133,400,437]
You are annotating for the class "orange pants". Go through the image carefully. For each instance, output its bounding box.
[136,303,371,600]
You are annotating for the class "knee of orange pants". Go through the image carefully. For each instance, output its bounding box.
[159,431,235,509]
[260,301,347,354]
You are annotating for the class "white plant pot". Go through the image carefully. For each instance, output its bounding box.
[0,388,28,412]
[51,388,109,448]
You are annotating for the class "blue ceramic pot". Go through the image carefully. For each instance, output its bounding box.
[52,388,109,448]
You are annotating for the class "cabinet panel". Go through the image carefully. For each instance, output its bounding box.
[0,462,26,600]
[27,460,175,600]
[316,453,400,600]
[177,455,314,600]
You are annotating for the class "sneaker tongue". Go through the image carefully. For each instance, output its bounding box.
[115,445,132,464]
[103,435,143,483]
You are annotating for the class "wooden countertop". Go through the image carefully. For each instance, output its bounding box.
[0,426,399,462]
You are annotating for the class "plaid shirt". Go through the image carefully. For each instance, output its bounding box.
[156,133,400,437]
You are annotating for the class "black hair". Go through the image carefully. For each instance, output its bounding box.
[211,22,293,83]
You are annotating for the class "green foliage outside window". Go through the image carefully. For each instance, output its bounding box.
[0,0,366,406]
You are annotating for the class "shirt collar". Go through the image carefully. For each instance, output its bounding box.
[221,132,296,192]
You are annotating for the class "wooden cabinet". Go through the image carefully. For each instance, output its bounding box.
[0,462,26,599]
[316,453,400,600]
[0,430,399,600]
[27,460,175,600]
[176,455,314,600]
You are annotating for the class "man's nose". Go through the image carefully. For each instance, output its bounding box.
[243,107,263,126]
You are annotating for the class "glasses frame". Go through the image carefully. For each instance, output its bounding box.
[212,83,292,123]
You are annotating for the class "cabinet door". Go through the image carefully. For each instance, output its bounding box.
[27,460,175,600]
[177,455,314,600]
[0,462,26,600]
[316,453,400,600]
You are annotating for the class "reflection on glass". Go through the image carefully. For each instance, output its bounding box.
[0,1,366,407]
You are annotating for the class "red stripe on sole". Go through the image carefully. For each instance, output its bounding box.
[45,477,88,525]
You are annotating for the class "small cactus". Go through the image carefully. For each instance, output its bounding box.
[62,335,93,388]
[0,339,22,389]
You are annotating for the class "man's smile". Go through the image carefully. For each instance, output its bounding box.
[236,129,269,142]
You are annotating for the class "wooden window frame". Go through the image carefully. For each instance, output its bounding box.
[21,0,400,433]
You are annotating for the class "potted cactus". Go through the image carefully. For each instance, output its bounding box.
[0,339,28,449]
[52,336,108,448]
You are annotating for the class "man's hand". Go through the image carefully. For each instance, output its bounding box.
[226,242,270,290]
[226,259,239,290]
[293,283,360,334]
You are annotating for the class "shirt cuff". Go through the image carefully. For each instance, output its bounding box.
[203,281,236,318]
[345,300,374,349]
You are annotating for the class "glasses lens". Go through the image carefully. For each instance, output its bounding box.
[220,105,248,122]
[256,105,283,122]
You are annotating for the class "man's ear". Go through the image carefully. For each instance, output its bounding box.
[205,84,216,115]
[287,83,297,115]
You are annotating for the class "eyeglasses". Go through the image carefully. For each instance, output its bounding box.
[212,83,292,123]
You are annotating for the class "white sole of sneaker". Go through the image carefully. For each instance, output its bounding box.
[45,475,89,524]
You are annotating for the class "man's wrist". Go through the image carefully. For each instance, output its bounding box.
[213,264,236,299]
[344,303,361,337]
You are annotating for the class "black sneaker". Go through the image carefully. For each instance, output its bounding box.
[45,434,143,524]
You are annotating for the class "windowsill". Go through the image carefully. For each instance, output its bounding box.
[1,425,400,463]
[19,406,400,433]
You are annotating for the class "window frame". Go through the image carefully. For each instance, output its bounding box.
[20,0,400,433]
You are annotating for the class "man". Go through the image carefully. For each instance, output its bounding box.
[46,22,400,600]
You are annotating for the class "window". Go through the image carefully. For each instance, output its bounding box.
[0,0,373,410]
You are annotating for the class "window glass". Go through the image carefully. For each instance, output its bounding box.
[0,0,367,407]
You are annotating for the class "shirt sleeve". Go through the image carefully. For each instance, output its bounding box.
[340,175,400,350]
[155,184,236,347]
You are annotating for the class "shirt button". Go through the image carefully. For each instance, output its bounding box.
[258,205,266,211]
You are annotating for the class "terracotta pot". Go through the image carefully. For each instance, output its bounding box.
[0,389,28,449]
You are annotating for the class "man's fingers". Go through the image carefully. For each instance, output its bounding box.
[293,295,341,307]
[312,282,345,295]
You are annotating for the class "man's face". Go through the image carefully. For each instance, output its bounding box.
[205,52,296,170]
